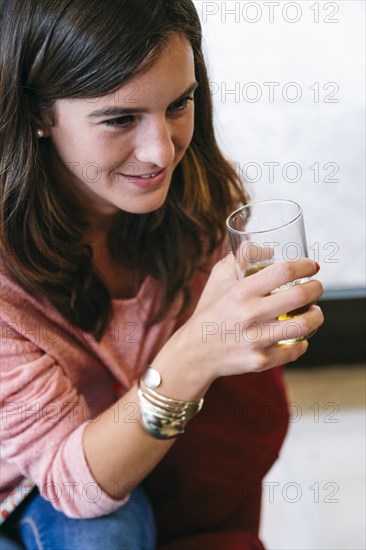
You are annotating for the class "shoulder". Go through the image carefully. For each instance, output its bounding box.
[1,256,37,306]
[0,255,59,328]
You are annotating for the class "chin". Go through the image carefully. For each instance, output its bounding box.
[132,184,172,212]
[125,203,166,215]
[118,196,168,215]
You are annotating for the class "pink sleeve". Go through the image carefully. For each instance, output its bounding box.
[0,322,128,519]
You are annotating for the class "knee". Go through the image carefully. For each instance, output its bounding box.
[17,486,156,550]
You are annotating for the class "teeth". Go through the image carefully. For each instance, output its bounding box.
[140,173,157,179]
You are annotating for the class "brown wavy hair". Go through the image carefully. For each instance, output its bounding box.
[0,0,247,341]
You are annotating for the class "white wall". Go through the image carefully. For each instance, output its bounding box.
[194,0,365,291]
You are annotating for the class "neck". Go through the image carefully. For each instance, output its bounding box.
[83,216,116,244]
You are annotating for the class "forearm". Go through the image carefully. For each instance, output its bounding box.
[83,384,175,500]
[83,340,212,500]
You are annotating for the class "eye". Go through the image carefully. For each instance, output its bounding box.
[168,95,194,113]
[103,115,135,129]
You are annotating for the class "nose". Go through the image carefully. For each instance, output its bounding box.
[134,116,175,168]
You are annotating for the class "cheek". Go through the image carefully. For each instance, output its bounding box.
[50,125,90,164]
[174,114,195,155]
[50,126,115,172]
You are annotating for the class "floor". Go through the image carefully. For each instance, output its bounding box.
[260,364,365,550]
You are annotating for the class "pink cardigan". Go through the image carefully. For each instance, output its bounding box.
[1,258,193,518]
[1,256,290,546]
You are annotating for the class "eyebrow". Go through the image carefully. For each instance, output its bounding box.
[87,82,199,119]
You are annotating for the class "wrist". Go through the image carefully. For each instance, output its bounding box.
[151,328,213,402]
[137,368,204,439]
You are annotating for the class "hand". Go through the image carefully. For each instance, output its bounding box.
[168,254,324,386]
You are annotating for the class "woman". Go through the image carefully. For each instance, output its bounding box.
[0,0,324,548]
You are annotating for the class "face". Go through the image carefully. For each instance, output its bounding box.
[46,34,196,222]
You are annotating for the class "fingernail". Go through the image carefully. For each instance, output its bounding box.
[314,262,321,273]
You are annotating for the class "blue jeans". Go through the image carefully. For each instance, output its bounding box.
[0,486,156,550]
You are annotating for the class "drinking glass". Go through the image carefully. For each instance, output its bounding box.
[226,199,314,343]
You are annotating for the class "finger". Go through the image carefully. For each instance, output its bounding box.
[260,340,309,371]
[241,258,320,296]
[261,279,323,320]
[263,303,324,344]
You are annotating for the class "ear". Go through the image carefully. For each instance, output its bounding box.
[26,94,55,138]
[32,108,54,138]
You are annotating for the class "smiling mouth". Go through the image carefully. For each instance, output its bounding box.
[120,169,164,179]
[117,168,167,189]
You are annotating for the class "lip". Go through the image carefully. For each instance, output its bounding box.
[118,168,167,189]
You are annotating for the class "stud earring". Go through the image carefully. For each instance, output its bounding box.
[36,129,45,138]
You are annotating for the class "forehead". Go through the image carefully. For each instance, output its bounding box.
[110,33,195,107]
[55,34,196,116]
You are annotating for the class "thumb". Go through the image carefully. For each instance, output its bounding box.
[212,252,239,281]
[195,252,238,310]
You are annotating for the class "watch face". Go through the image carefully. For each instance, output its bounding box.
[143,367,161,389]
